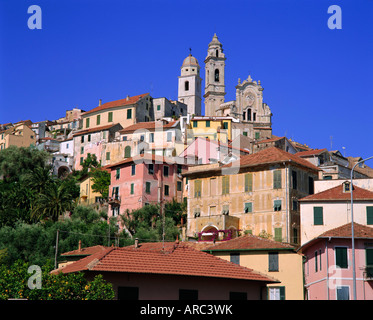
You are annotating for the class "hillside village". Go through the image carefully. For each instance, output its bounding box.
[1,34,373,301]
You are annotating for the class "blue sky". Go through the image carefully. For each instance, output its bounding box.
[1,0,372,159]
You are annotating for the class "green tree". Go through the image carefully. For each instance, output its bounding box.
[90,167,110,199]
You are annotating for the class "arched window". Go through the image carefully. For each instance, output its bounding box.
[124,146,131,158]
[185,81,189,91]
[216,49,219,57]
[214,69,219,82]
[247,108,252,121]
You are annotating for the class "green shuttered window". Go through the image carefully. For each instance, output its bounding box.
[273,170,281,189]
[245,173,252,192]
[367,207,373,225]
[313,207,324,225]
[222,176,230,195]
[335,247,348,269]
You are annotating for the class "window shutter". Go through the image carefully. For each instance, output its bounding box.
[245,173,252,192]
[279,287,285,300]
[313,207,323,225]
[145,182,151,194]
[244,202,252,213]
[336,247,348,268]
[268,252,279,271]
[367,207,373,225]
[130,183,134,195]
[230,253,240,265]
[366,248,373,266]
[222,176,230,195]
[273,170,282,189]
[274,228,282,242]
[108,112,113,122]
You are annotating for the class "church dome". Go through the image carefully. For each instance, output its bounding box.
[182,54,200,68]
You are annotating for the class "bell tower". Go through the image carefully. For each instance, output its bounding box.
[178,52,202,116]
[204,34,226,116]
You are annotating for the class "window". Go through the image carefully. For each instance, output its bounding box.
[274,200,282,212]
[268,287,285,300]
[81,135,84,143]
[116,168,120,180]
[108,112,113,122]
[244,202,252,213]
[163,166,169,177]
[88,134,91,142]
[253,112,256,121]
[243,131,247,136]
[96,115,100,125]
[222,204,229,215]
[230,253,240,265]
[149,133,154,143]
[193,121,197,128]
[112,206,119,217]
[157,105,161,111]
[124,146,131,158]
[222,176,230,195]
[177,181,182,191]
[216,49,219,57]
[106,152,110,160]
[112,187,119,199]
[127,109,132,119]
[223,122,228,129]
[164,185,169,196]
[255,132,260,139]
[179,289,198,300]
[131,164,136,176]
[247,109,252,121]
[292,200,298,211]
[273,170,282,189]
[130,183,134,195]
[148,164,154,175]
[122,136,127,141]
[185,81,189,91]
[81,146,84,154]
[214,69,219,82]
[167,132,172,142]
[309,176,314,194]
[244,173,252,192]
[268,252,279,271]
[80,157,83,165]
[313,207,323,225]
[145,182,151,194]
[194,180,201,198]
[336,286,349,300]
[293,228,299,244]
[292,170,297,190]
[315,251,318,272]
[366,248,373,276]
[118,287,139,300]
[274,228,282,242]
[177,164,182,174]
[86,118,90,128]
[367,207,373,225]
[335,247,348,269]
[229,292,247,300]
[206,120,210,127]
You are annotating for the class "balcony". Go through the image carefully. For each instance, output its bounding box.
[363,266,373,280]
[108,196,121,206]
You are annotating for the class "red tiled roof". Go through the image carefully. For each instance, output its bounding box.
[83,93,149,116]
[53,244,278,283]
[255,136,284,144]
[61,245,108,256]
[319,223,373,239]
[204,234,296,251]
[119,120,178,134]
[299,183,373,202]
[105,153,186,169]
[224,147,320,172]
[296,148,328,157]
[72,123,120,137]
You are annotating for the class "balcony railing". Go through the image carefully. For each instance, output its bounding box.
[364,266,373,280]
[108,196,121,206]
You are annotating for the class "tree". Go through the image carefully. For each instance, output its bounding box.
[90,167,110,200]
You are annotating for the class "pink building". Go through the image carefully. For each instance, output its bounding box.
[299,223,373,300]
[106,154,187,224]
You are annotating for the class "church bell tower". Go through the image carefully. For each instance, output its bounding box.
[204,34,226,116]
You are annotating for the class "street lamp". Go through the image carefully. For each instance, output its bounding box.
[350,155,373,300]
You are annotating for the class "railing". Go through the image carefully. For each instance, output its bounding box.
[108,196,121,205]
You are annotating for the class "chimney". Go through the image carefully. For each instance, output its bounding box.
[99,99,102,106]
[126,95,130,101]
[135,238,139,248]
[78,240,82,252]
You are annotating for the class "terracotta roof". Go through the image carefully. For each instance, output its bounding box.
[203,234,296,251]
[53,244,278,283]
[119,120,178,134]
[105,153,187,169]
[61,245,108,257]
[224,147,320,172]
[299,183,373,202]
[319,223,373,239]
[255,136,284,144]
[72,123,120,137]
[296,148,328,157]
[83,93,149,116]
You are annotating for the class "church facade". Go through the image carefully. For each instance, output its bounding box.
[178,34,272,142]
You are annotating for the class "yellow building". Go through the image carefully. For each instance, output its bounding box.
[204,234,304,300]
[81,93,152,131]
[183,147,320,245]
[79,174,104,205]
[0,123,36,150]
[187,116,235,144]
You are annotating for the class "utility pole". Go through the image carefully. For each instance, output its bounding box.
[54,229,59,270]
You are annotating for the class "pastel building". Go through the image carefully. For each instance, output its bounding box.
[106,154,187,226]
[299,223,373,300]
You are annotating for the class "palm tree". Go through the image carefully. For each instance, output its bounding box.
[31,180,75,222]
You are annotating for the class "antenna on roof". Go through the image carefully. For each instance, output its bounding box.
[189,47,192,55]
